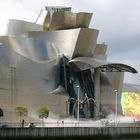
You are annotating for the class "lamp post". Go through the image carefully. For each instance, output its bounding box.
[76,85,80,125]
[66,100,68,116]
[114,89,118,126]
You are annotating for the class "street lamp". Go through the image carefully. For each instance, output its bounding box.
[66,100,68,116]
[76,85,80,125]
[114,89,118,126]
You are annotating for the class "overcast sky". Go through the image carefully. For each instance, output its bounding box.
[0,0,140,84]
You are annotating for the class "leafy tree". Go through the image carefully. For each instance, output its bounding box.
[15,106,28,125]
[0,108,4,124]
[37,107,49,127]
[0,108,3,117]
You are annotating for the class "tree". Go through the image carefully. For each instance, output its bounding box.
[15,106,28,126]
[37,107,49,127]
[0,108,3,117]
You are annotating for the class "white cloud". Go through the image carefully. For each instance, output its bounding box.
[0,0,46,34]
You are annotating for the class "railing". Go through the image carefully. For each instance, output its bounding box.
[0,120,140,138]
[0,127,140,138]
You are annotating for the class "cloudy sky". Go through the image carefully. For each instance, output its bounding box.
[0,0,140,84]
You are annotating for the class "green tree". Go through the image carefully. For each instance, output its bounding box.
[15,106,28,125]
[37,107,49,127]
[0,108,4,123]
[0,108,3,117]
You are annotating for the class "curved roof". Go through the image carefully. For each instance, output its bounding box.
[68,57,137,73]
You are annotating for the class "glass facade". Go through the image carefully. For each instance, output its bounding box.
[60,56,95,118]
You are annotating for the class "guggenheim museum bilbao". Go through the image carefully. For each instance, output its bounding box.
[0,6,137,122]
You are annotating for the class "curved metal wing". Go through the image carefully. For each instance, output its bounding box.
[69,57,137,73]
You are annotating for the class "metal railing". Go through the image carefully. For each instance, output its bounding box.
[0,127,140,137]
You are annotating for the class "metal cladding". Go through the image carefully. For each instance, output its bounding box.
[69,57,137,73]
[7,19,43,35]
[0,6,137,122]
[43,6,92,30]
[28,28,99,59]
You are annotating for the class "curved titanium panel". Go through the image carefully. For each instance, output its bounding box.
[43,12,51,30]
[43,11,92,30]
[72,28,99,58]
[69,57,137,73]
[28,28,99,59]
[48,11,77,30]
[76,12,92,28]
[44,6,72,30]
[0,36,59,61]
[28,29,80,59]
[0,29,98,61]
[94,44,107,55]
[7,20,43,35]
[0,45,60,91]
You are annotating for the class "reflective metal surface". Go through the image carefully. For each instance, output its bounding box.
[69,57,137,73]
[0,6,137,122]
[7,19,43,35]
[28,28,99,59]
[43,10,92,30]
